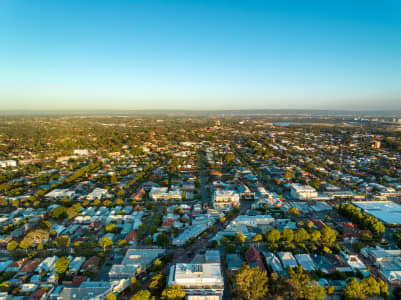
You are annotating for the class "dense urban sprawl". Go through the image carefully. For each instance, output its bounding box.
[0,114,401,300]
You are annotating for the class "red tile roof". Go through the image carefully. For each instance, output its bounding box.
[245,247,266,271]
[125,230,137,242]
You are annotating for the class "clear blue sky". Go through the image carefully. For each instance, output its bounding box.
[1,0,400,110]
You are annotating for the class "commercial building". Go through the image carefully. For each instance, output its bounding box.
[167,263,224,299]
[45,189,75,199]
[149,187,182,201]
[109,248,166,279]
[353,201,401,225]
[0,160,17,168]
[361,247,401,285]
[230,215,275,227]
[172,222,209,246]
[289,184,318,200]
[86,188,108,200]
[56,280,129,300]
[212,189,240,211]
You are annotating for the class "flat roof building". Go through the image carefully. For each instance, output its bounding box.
[212,189,240,211]
[289,184,318,200]
[353,201,401,225]
[109,248,166,279]
[167,263,224,299]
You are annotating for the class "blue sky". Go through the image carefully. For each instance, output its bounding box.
[0,0,400,110]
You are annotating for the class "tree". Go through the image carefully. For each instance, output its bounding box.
[327,286,335,295]
[105,223,116,233]
[294,228,309,243]
[266,229,280,244]
[118,239,128,248]
[7,241,18,251]
[310,230,321,242]
[225,244,236,253]
[282,228,294,243]
[149,225,158,234]
[66,203,82,219]
[130,290,151,300]
[234,232,246,244]
[286,266,311,298]
[253,234,262,246]
[162,285,185,300]
[306,221,314,230]
[99,237,113,252]
[234,264,268,299]
[156,232,169,247]
[303,281,326,300]
[378,279,389,297]
[55,256,70,274]
[288,207,300,217]
[19,239,31,254]
[106,294,117,300]
[360,276,380,297]
[56,235,71,249]
[343,278,365,300]
[320,226,336,245]
[39,219,52,230]
[103,200,113,207]
[393,286,401,299]
[285,170,295,179]
[149,272,164,294]
[153,258,162,271]
[129,277,141,292]
[52,206,67,220]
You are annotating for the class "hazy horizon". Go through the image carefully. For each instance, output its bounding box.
[1,0,401,110]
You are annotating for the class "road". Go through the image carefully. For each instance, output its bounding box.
[198,150,209,206]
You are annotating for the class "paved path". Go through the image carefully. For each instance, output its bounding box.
[198,150,209,206]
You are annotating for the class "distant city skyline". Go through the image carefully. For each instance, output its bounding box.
[1,0,400,110]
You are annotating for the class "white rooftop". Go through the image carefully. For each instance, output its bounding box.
[170,263,223,286]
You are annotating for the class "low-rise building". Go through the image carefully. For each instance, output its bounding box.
[109,248,166,279]
[149,187,182,201]
[167,263,224,299]
[264,252,283,274]
[278,252,298,269]
[212,189,240,211]
[295,254,316,272]
[289,184,318,200]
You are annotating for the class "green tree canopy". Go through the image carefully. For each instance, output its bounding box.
[303,281,326,300]
[52,206,67,220]
[282,228,294,243]
[162,285,186,300]
[343,277,365,300]
[106,294,117,300]
[99,237,113,251]
[294,228,309,243]
[320,226,337,245]
[266,229,281,244]
[19,239,31,254]
[55,256,70,274]
[130,290,151,300]
[234,264,268,300]
[7,240,18,251]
